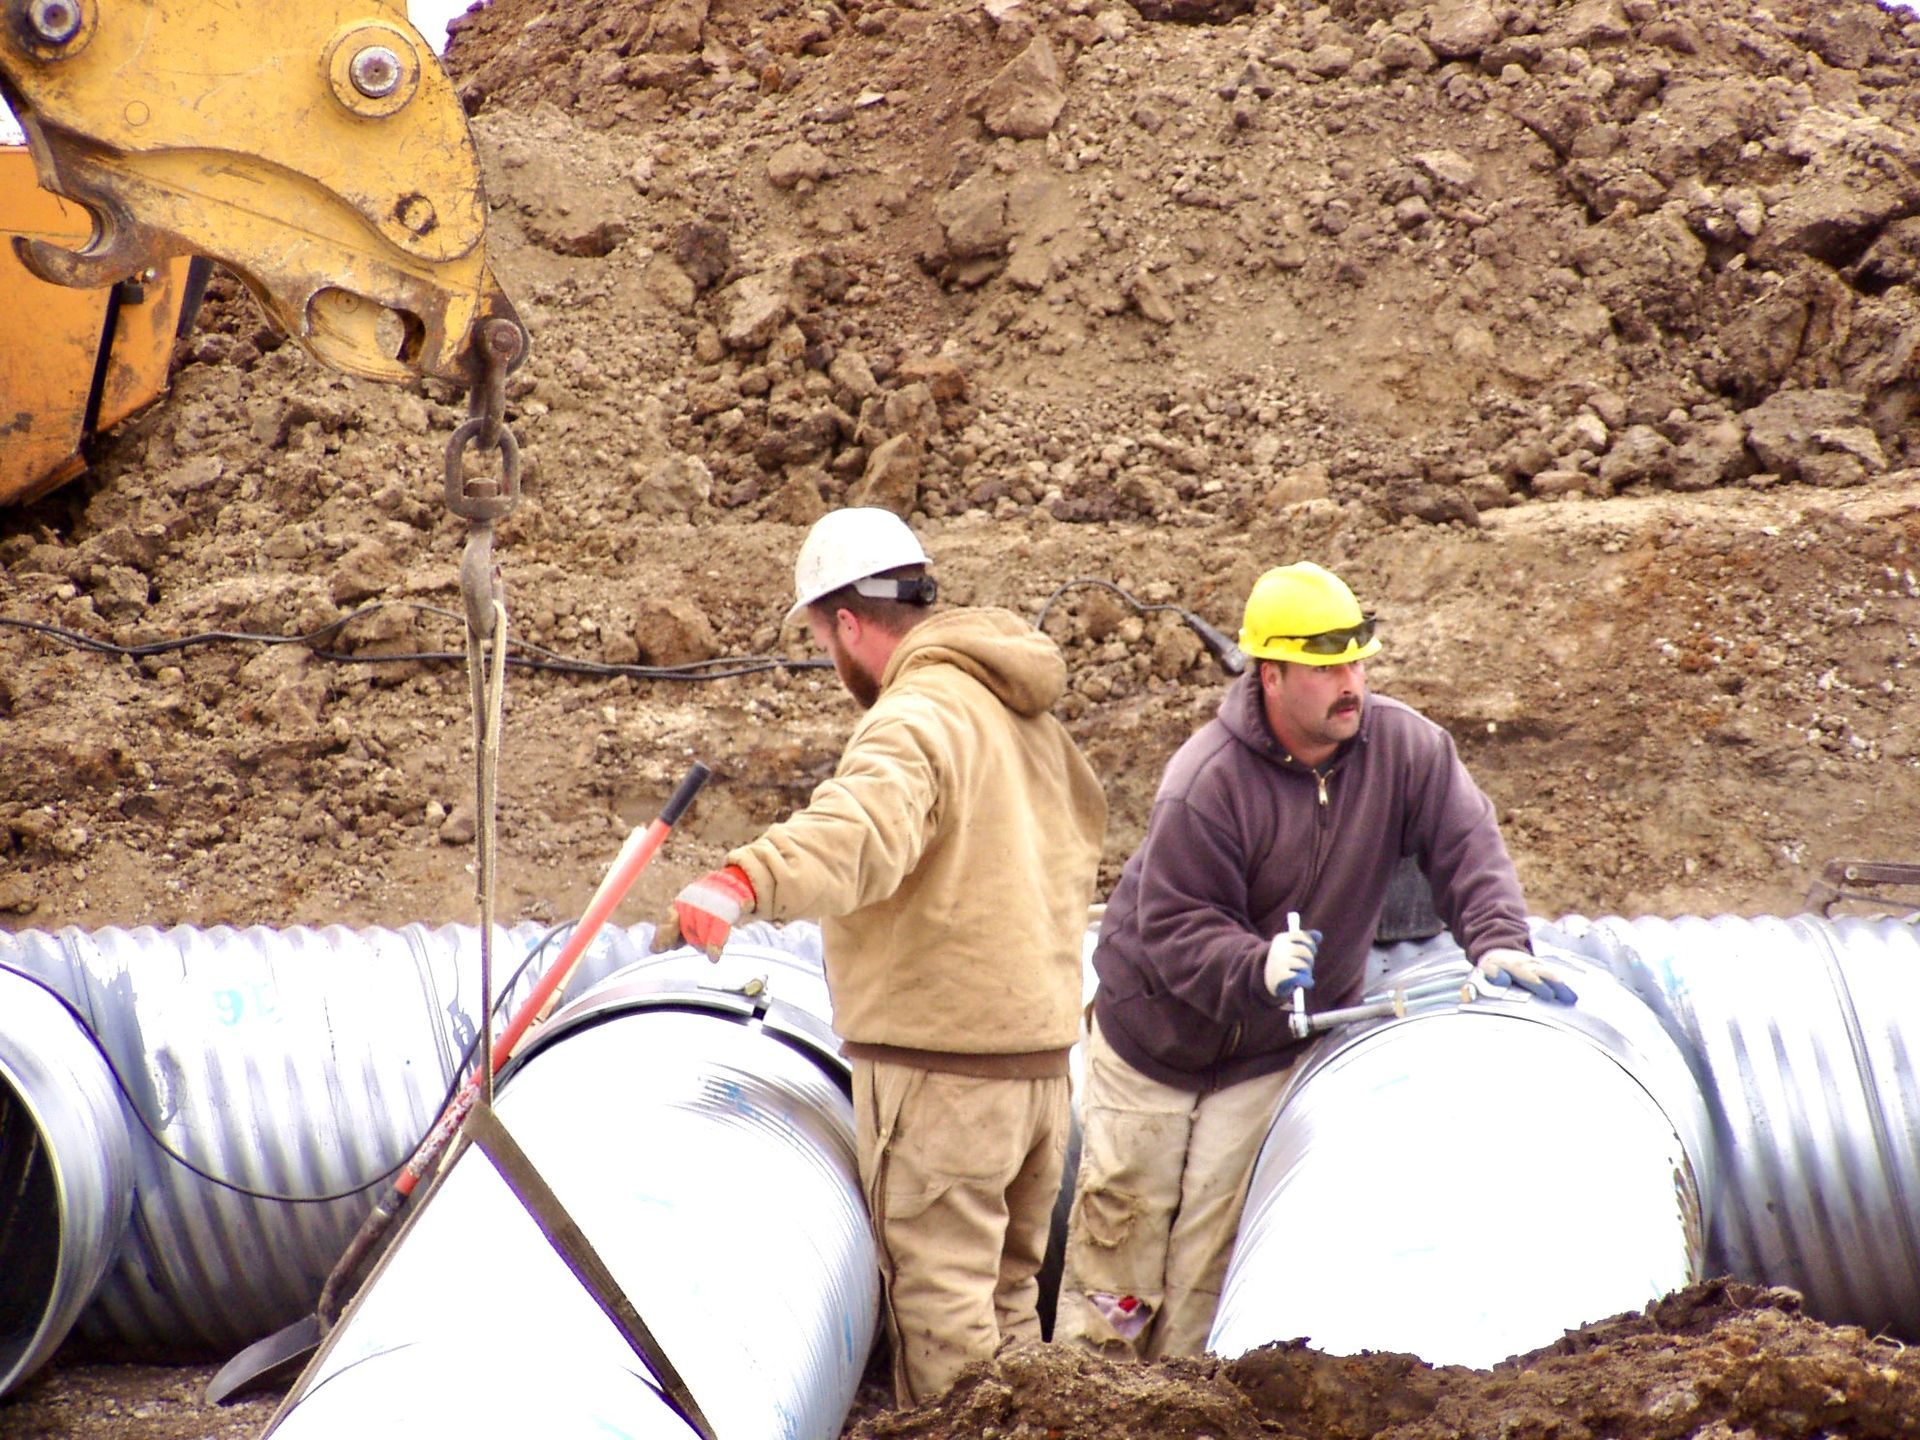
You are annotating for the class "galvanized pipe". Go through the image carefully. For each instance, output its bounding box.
[0,920,873,1434]
[0,918,646,1370]
[269,945,877,1440]
[7,912,1920,1412]
[0,966,134,1396]
[1210,942,1716,1368]
[1543,912,1920,1340]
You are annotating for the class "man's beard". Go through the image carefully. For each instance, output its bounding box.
[835,647,881,709]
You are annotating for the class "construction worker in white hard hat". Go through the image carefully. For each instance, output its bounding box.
[1056,560,1574,1363]
[656,507,1108,1406]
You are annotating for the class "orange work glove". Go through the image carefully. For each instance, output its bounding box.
[653,864,756,961]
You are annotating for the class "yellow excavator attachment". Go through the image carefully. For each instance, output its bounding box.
[0,144,201,505]
[0,0,525,502]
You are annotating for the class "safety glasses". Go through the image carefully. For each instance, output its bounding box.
[1262,617,1376,655]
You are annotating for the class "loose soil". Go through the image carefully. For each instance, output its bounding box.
[5,0,1920,1432]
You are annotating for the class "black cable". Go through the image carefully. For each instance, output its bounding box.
[0,610,362,659]
[0,919,574,1205]
[1033,578,1246,676]
[0,604,832,681]
[4,581,1246,682]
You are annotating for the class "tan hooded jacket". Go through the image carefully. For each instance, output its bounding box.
[728,607,1107,1062]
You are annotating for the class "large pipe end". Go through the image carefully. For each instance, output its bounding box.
[0,968,135,1397]
[1211,947,1713,1368]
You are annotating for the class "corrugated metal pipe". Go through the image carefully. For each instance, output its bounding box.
[1210,913,1920,1366]
[1543,912,1920,1341]
[6,912,1919,1414]
[0,919,854,1403]
[268,943,878,1439]
[0,919,533,1395]
[1209,936,1714,1367]
[0,965,133,1394]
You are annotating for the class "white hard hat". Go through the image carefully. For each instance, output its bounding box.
[787,508,931,624]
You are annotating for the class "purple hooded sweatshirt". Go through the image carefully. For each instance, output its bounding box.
[1090,668,1532,1092]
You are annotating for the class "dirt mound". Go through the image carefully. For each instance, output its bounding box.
[6,0,1920,1428]
[434,0,1920,527]
[9,1280,1911,1439]
[856,1281,1920,1439]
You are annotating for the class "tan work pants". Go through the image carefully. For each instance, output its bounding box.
[1055,1016,1295,1360]
[853,1058,1070,1407]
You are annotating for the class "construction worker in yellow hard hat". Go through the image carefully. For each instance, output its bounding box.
[1236,560,1382,666]
[1058,558,1576,1365]
[1235,560,1381,767]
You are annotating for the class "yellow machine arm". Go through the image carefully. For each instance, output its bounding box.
[0,0,524,389]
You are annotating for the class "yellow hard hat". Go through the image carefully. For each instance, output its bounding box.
[1237,562,1382,666]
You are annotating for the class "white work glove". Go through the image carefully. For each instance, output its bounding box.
[1477,947,1578,1005]
[1264,927,1319,998]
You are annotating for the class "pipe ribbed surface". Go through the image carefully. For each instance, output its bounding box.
[1210,944,1713,1368]
[0,967,134,1396]
[1543,913,1920,1339]
[0,919,645,1359]
[271,947,876,1440]
[10,909,1920,1409]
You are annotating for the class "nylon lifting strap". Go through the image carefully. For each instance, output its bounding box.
[445,318,524,1107]
[467,594,507,1106]
[464,1103,720,1440]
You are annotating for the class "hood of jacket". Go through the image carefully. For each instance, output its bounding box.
[1215,666,1369,767]
[880,607,1066,717]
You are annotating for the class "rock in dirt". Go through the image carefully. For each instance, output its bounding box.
[1670,417,1749,492]
[1426,0,1504,59]
[0,874,39,915]
[673,220,733,290]
[981,35,1066,140]
[328,540,398,606]
[1598,425,1675,491]
[629,597,721,666]
[850,434,924,513]
[719,274,793,350]
[935,173,1013,261]
[767,140,832,189]
[636,453,714,516]
[1742,388,1887,488]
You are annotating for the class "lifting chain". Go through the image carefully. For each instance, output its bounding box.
[444,318,526,1104]
[444,318,525,640]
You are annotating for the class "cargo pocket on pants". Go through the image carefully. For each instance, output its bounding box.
[883,1071,1016,1223]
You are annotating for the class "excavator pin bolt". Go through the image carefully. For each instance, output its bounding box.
[480,318,524,366]
[396,194,437,235]
[25,0,82,45]
[349,45,403,98]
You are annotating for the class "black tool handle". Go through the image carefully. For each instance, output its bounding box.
[660,761,712,827]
